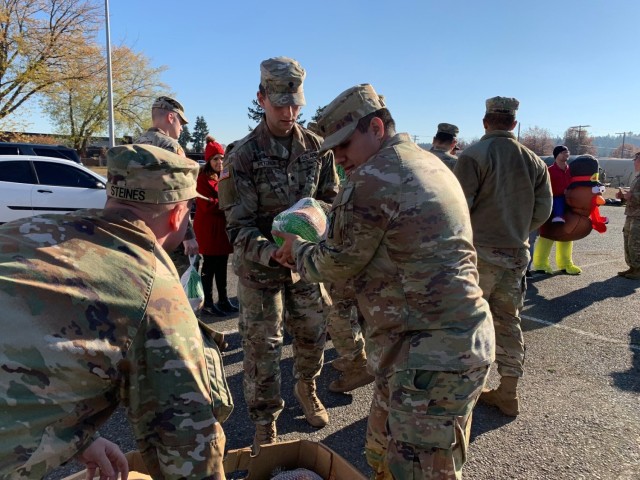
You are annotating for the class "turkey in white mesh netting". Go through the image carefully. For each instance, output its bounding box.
[272,197,327,246]
[270,468,323,480]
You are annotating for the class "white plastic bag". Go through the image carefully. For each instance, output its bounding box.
[180,255,204,312]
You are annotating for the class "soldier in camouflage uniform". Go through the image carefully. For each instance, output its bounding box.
[0,144,232,479]
[273,84,495,480]
[325,281,373,393]
[307,122,373,393]
[429,122,460,171]
[218,57,339,450]
[454,97,552,417]
[136,96,199,274]
[617,151,640,279]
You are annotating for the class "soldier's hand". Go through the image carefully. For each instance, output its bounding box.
[79,437,129,480]
[271,230,299,270]
[182,238,199,256]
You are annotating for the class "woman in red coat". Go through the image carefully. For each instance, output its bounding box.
[194,137,238,316]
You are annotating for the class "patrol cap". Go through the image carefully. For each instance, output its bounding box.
[485,96,519,115]
[316,84,386,153]
[152,96,189,125]
[260,57,306,107]
[437,123,459,137]
[306,121,322,136]
[106,144,204,204]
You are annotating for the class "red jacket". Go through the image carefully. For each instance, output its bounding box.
[193,172,233,256]
[548,162,572,196]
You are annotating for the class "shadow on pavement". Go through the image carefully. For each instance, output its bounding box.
[323,417,370,476]
[522,275,638,332]
[610,326,640,393]
[470,403,516,441]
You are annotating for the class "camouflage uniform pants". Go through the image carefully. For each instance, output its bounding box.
[366,366,489,480]
[623,217,640,269]
[238,280,327,424]
[476,247,529,378]
[327,282,365,362]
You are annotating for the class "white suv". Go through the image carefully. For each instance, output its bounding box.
[0,156,107,224]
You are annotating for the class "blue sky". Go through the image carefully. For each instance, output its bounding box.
[19,0,639,148]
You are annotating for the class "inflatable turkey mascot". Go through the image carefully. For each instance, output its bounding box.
[539,154,608,242]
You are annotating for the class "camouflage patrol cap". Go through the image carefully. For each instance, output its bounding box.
[152,96,189,125]
[485,96,519,115]
[106,144,204,204]
[306,121,322,136]
[437,123,459,137]
[316,84,386,153]
[260,57,306,106]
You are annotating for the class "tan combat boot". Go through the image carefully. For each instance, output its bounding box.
[329,365,374,393]
[331,351,366,372]
[252,421,277,454]
[623,268,640,280]
[479,376,520,417]
[617,268,634,277]
[294,380,329,428]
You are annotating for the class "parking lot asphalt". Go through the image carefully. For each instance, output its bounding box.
[47,203,639,479]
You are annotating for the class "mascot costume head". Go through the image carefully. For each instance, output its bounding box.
[540,154,608,242]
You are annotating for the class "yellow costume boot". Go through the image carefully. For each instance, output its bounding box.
[532,236,554,274]
[556,241,582,275]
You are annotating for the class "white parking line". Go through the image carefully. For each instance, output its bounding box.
[521,314,640,352]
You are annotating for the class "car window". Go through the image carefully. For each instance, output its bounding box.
[0,160,37,183]
[0,146,20,155]
[33,161,101,188]
[32,147,70,160]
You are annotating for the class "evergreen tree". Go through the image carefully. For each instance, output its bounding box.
[246,99,306,131]
[178,125,192,151]
[248,99,264,126]
[310,105,326,123]
[192,116,209,153]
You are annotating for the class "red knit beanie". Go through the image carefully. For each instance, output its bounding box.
[204,140,224,161]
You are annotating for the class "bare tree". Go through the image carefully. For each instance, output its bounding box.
[520,126,555,156]
[0,0,101,121]
[563,127,597,155]
[610,143,639,158]
[41,43,168,154]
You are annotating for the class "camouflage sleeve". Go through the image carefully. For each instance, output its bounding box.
[453,153,481,208]
[125,255,224,479]
[628,176,640,211]
[183,218,195,241]
[531,160,553,231]
[315,150,340,209]
[218,149,279,267]
[293,176,389,284]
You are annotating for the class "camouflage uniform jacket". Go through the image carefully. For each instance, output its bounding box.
[135,128,185,157]
[135,128,194,240]
[454,130,552,249]
[625,172,640,218]
[218,119,339,288]
[0,209,229,479]
[429,146,457,171]
[291,133,495,376]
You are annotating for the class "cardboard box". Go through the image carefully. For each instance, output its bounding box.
[63,440,366,480]
[223,439,367,480]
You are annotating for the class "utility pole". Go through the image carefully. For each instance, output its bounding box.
[569,125,591,154]
[615,131,630,158]
[105,0,115,148]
